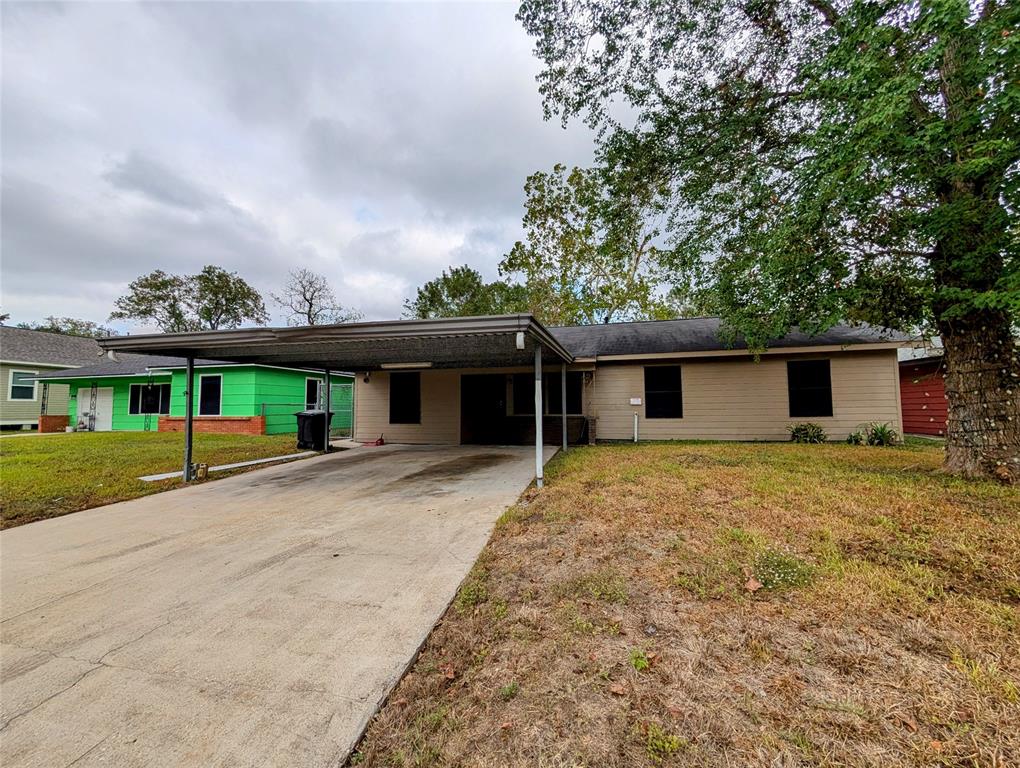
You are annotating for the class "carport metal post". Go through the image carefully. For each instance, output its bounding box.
[323,369,331,452]
[183,356,195,482]
[561,363,567,452]
[535,346,543,488]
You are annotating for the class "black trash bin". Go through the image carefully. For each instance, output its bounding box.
[295,409,334,451]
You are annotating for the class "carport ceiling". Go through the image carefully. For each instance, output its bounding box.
[98,314,573,370]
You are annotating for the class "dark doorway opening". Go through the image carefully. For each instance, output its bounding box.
[461,375,508,444]
[461,373,589,445]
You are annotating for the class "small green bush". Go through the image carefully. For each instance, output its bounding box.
[846,430,865,445]
[866,422,898,446]
[629,648,651,672]
[787,422,827,443]
[644,723,687,763]
[754,548,814,590]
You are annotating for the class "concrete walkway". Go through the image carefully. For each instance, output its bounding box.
[0,444,555,767]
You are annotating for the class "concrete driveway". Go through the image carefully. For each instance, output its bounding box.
[0,444,555,767]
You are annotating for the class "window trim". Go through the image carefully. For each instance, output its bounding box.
[7,369,38,401]
[643,365,683,420]
[129,382,171,415]
[198,374,223,416]
[305,377,322,410]
[388,371,422,425]
[787,359,834,418]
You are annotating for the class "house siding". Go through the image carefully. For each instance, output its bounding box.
[68,375,172,431]
[44,367,350,434]
[899,359,947,436]
[0,363,71,427]
[354,370,461,444]
[352,351,901,444]
[254,368,323,435]
[590,350,902,441]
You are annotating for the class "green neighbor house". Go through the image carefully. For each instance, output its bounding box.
[35,353,353,436]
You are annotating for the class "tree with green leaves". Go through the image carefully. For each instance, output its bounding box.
[189,265,268,330]
[110,270,195,333]
[16,316,120,338]
[502,163,675,325]
[404,265,528,319]
[519,0,1019,481]
[111,266,268,332]
[271,268,362,326]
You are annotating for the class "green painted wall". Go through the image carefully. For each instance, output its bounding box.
[67,375,172,432]
[49,366,353,434]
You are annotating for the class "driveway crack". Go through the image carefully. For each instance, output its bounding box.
[0,664,102,733]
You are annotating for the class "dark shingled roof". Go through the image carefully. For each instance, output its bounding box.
[0,326,104,367]
[34,354,225,380]
[548,317,910,358]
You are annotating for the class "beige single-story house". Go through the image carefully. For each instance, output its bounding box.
[353,318,906,445]
[97,315,910,485]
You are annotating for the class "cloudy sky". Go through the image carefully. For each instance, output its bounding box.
[1,1,593,330]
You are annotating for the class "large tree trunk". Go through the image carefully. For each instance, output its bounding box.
[938,310,1020,483]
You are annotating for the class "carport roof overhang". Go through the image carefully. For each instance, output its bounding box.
[96,314,574,371]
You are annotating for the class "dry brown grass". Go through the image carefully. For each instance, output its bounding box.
[350,441,1020,767]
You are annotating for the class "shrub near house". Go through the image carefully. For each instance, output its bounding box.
[36,355,353,435]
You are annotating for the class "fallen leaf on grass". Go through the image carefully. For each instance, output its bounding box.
[500,721,513,731]
[745,576,763,593]
[891,712,918,732]
[609,683,627,696]
[440,664,455,680]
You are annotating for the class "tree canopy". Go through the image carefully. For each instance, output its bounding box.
[518,0,1019,480]
[271,268,362,326]
[501,163,676,325]
[404,265,528,319]
[16,316,120,338]
[110,266,268,332]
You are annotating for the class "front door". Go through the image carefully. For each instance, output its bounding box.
[460,374,507,444]
[77,386,114,431]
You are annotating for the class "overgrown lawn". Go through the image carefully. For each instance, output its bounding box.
[352,440,1019,767]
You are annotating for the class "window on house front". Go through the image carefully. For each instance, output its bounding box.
[198,375,222,416]
[8,370,37,400]
[389,372,421,424]
[129,383,171,415]
[511,372,583,415]
[787,360,833,417]
[305,379,321,410]
[644,366,683,419]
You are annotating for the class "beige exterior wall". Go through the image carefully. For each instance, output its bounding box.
[353,366,594,445]
[354,370,462,444]
[352,351,901,444]
[589,350,902,441]
[0,364,71,427]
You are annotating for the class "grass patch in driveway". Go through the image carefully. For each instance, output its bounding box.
[1,431,301,527]
[351,441,1020,767]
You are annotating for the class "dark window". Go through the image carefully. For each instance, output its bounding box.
[512,372,583,415]
[389,372,421,424]
[305,379,320,410]
[199,375,222,416]
[512,373,536,415]
[545,372,583,414]
[9,370,36,400]
[129,383,171,415]
[787,360,833,417]
[644,366,683,419]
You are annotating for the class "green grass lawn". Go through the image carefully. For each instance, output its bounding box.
[353,440,1019,767]
[0,431,302,528]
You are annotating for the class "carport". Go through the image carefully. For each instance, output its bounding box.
[98,315,574,487]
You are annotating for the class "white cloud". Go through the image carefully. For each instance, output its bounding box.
[1,1,593,329]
